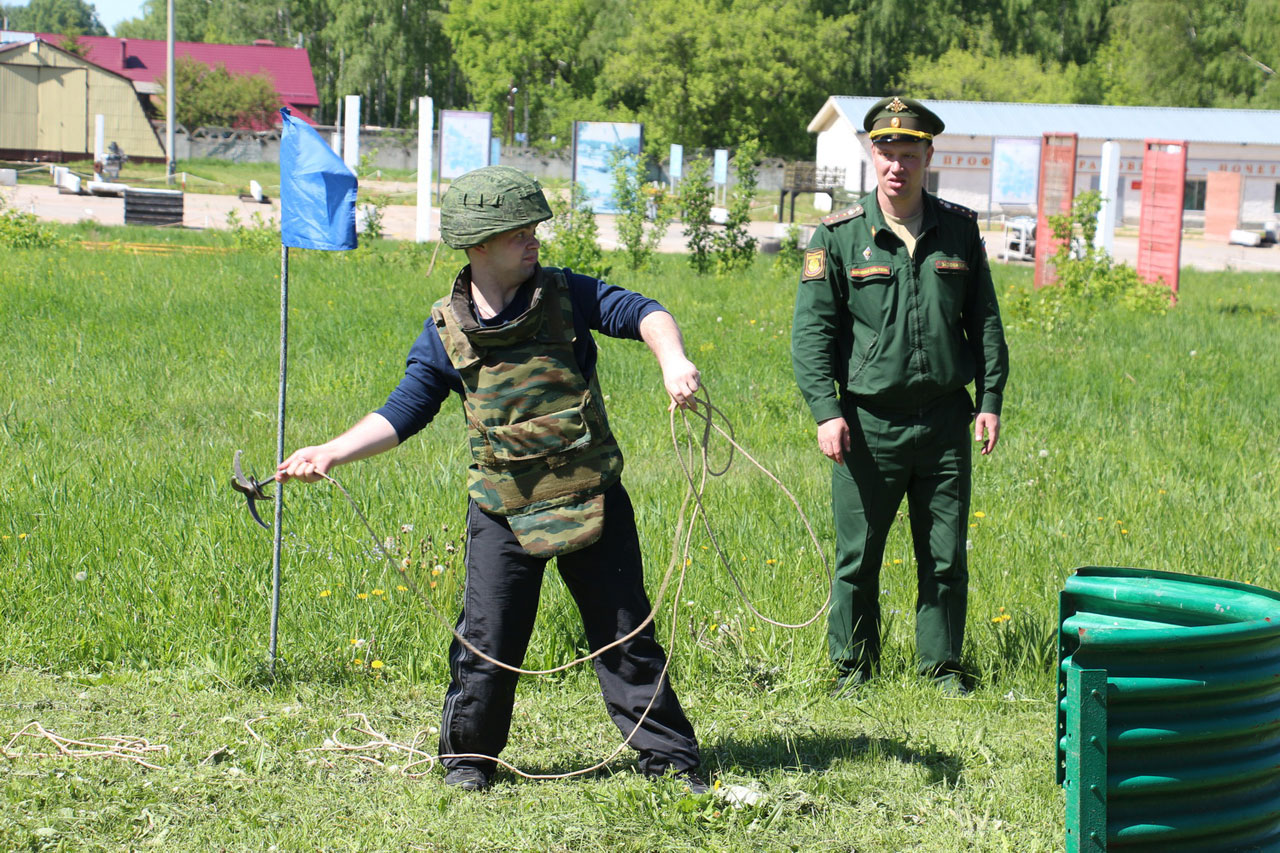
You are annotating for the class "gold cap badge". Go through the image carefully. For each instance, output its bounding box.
[887,97,907,113]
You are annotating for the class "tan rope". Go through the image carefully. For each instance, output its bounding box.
[304,383,828,781]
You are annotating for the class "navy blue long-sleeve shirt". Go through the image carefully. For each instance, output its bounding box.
[376,266,666,443]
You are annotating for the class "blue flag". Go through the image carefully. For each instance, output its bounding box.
[279,108,358,251]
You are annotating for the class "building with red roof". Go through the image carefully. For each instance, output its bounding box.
[4,31,319,126]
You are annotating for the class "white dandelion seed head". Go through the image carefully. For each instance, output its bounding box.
[74,571,87,582]
[1038,449,1049,458]
[966,539,974,551]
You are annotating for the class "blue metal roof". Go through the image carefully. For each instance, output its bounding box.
[824,96,1280,146]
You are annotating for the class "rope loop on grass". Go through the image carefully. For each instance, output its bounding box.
[296,380,830,780]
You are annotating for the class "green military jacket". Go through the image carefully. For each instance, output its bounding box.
[791,191,1009,422]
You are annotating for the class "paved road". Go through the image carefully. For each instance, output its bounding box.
[8,183,1280,273]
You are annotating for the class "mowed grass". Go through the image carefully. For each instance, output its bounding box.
[1,232,1278,850]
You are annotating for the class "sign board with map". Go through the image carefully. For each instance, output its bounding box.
[572,121,643,214]
[439,110,493,180]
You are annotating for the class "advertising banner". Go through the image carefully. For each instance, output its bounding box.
[1034,133,1078,288]
[1137,140,1187,302]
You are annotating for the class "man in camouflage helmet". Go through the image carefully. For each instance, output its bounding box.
[790,97,1009,696]
[277,165,706,792]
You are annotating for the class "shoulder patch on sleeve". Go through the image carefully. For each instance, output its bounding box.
[802,248,827,280]
[821,204,864,227]
[937,198,978,221]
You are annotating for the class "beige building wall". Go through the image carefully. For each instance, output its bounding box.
[0,40,164,159]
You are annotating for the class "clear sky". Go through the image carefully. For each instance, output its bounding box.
[94,0,146,34]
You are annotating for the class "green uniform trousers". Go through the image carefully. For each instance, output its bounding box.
[829,390,972,679]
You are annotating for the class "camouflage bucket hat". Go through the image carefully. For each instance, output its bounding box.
[440,165,553,249]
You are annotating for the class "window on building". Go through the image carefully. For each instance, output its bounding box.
[1274,182,1280,214]
[926,171,940,194]
[1184,179,1207,211]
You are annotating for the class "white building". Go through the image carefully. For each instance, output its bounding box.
[808,96,1280,227]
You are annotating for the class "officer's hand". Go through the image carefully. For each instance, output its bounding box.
[276,446,338,483]
[975,413,1001,455]
[817,417,851,464]
[663,357,701,411]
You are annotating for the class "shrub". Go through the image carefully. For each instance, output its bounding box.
[610,149,675,271]
[540,183,611,280]
[1007,190,1169,334]
[713,138,760,275]
[225,208,280,252]
[678,157,716,275]
[0,198,62,249]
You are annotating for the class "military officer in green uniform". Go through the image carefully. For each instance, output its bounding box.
[791,97,1009,695]
[277,166,707,792]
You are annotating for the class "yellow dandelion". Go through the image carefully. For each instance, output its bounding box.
[357,592,369,600]
[701,546,709,551]
[350,639,360,645]
[1121,529,1129,535]
[2,535,8,540]
[709,623,718,631]
[397,585,408,592]
[749,319,757,325]
[765,559,777,565]
[685,558,692,567]
[970,523,978,529]
[319,589,332,598]
[353,658,363,666]
[431,566,443,576]
[973,511,986,519]
[749,626,756,632]
[370,660,384,669]
[1097,517,1104,521]
[430,580,438,589]
[893,558,903,564]
[372,589,385,596]
[1158,489,1167,495]
[18,533,28,539]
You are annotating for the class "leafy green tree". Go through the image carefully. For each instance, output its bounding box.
[321,0,452,128]
[677,156,716,275]
[7,0,106,34]
[599,0,855,158]
[1095,0,1279,108]
[444,0,619,145]
[163,57,279,128]
[901,40,1085,103]
[713,139,760,275]
[540,183,611,280]
[610,148,675,271]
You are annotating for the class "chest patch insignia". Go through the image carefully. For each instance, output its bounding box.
[848,265,891,279]
[862,245,872,260]
[935,258,969,272]
[802,248,827,280]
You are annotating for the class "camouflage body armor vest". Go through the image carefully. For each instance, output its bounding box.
[431,266,624,557]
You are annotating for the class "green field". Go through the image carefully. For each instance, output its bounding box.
[1,231,1277,850]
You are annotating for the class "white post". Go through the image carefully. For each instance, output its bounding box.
[416,96,434,243]
[343,95,361,172]
[1097,140,1121,253]
[165,0,175,179]
[94,115,105,165]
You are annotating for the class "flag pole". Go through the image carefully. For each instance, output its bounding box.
[269,242,289,675]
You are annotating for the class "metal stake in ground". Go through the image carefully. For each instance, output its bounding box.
[269,243,290,674]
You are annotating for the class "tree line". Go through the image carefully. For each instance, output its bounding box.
[6,0,1279,158]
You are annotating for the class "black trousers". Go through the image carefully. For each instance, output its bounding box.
[438,481,700,777]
